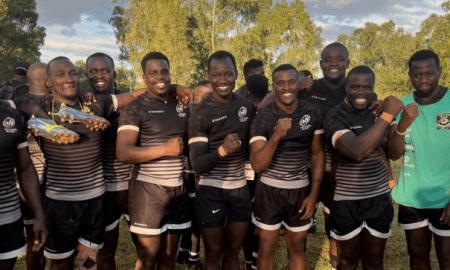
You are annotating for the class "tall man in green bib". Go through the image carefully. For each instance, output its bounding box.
[389,50,450,270]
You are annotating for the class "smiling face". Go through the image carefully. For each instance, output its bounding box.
[409,58,441,98]
[207,57,237,102]
[142,58,171,100]
[345,73,374,112]
[320,47,350,84]
[273,69,299,109]
[47,59,79,104]
[86,57,116,94]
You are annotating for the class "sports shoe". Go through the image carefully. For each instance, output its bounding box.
[57,103,110,131]
[27,116,80,144]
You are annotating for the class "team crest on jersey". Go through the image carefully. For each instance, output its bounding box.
[299,115,311,130]
[238,106,249,122]
[3,117,17,133]
[176,104,186,117]
[437,113,450,130]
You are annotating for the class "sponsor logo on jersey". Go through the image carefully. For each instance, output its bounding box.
[350,125,362,130]
[437,113,450,130]
[149,110,164,114]
[212,115,227,123]
[238,106,249,122]
[3,117,17,133]
[299,114,311,130]
[311,95,326,101]
[176,104,186,117]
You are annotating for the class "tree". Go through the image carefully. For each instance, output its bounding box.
[74,60,90,90]
[110,0,323,88]
[115,66,140,92]
[0,0,45,82]
[337,21,416,98]
[415,4,450,87]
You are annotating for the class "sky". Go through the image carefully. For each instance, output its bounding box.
[35,0,445,66]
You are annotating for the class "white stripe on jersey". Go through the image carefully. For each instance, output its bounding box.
[17,142,29,149]
[188,137,208,144]
[118,125,139,132]
[111,94,118,112]
[332,129,351,147]
[249,136,267,144]
[314,129,325,134]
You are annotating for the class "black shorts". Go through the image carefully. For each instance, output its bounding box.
[330,193,393,241]
[252,182,312,232]
[43,195,105,260]
[129,180,191,236]
[398,204,450,236]
[0,218,27,260]
[104,190,129,232]
[196,184,252,228]
[317,172,334,214]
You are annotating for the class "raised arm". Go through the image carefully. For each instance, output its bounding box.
[334,96,403,162]
[249,118,291,173]
[387,103,419,160]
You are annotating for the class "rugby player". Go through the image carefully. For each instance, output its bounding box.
[324,66,403,270]
[389,50,450,270]
[15,62,50,270]
[235,59,265,98]
[249,64,325,270]
[0,99,47,270]
[188,50,254,270]
[84,52,133,270]
[177,80,212,269]
[258,43,351,269]
[116,52,190,270]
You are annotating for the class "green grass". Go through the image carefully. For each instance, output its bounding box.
[15,160,440,269]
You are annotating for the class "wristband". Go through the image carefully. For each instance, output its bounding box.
[218,146,228,157]
[389,179,396,189]
[395,127,407,136]
[380,112,394,123]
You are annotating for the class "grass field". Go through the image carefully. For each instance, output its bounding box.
[14,160,441,269]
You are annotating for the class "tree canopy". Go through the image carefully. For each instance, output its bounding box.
[0,0,45,83]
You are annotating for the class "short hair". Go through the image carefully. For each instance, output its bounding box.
[141,52,170,73]
[47,56,71,73]
[247,74,269,100]
[207,50,237,73]
[195,80,210,87]
[298,70,312,78]
[272,64,298,79]
[346,65,375,83]
[408,50,440,71]
[321,42,349,59]
[86,52,115,69]
[243,59,263,78]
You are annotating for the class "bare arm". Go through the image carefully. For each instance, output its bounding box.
[388,103,419,160]
[16,147,47,251]
[116,129,182,164]
[257,92,275,111]
[300,133,325,220]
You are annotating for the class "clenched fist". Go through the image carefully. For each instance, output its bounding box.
[164,137,184,156]
[383,95,404,116]
[273,118,292,140]
[398,103,419,132]
[222,133,241,155]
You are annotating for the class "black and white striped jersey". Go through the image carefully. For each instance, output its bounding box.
[118,92,189,187]
[0,100,28,225]
[324,101,390,201]
[15,94,117,201]
[188,93,254,189]
[250,101,323,189]
[103,89,132,192]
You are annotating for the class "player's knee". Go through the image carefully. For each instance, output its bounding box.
[338,257,359,269]
[204,242,222,259]
[287,238,306,255]
[407,241,431,259]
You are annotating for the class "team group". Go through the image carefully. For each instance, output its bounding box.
[0,42,448,270]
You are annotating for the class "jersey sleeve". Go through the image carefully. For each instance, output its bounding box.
[312,106,324,135]
[15,110,28,149]
[118,102,141,133]
[94,94,118,118]
[188,110,209,145]
[249,112,270,144]
[324,108,350,148]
